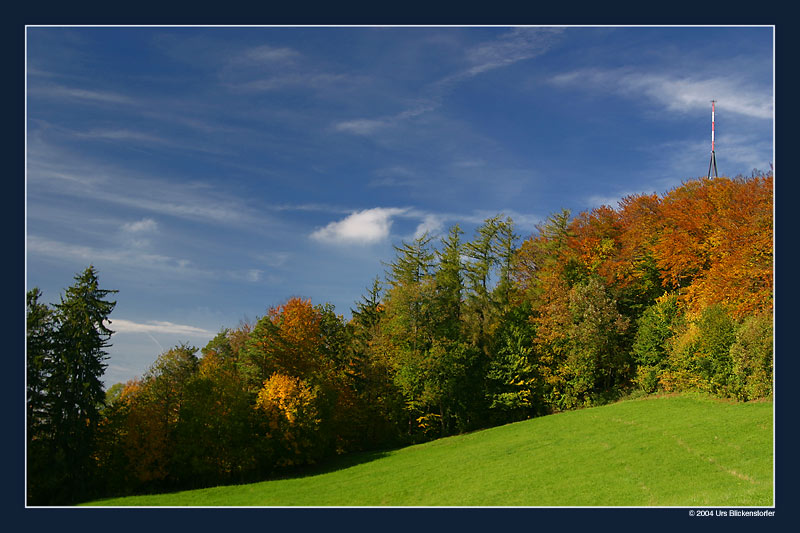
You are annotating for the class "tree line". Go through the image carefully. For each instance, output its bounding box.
[26,174,773,505]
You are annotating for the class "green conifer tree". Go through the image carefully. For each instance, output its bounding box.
[28,266,117,504]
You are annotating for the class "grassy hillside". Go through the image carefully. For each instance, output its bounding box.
[83,393,773,507]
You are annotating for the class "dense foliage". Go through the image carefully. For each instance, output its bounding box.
[27,267,117,505]
[26,174,773,504]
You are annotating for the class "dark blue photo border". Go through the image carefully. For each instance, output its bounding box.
[8,5,792,531]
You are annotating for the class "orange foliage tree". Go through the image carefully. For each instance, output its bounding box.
[240,298,326,390]
[653,176,773,318]
[513,174,773,407]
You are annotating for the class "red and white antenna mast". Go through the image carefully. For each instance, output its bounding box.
[707,100,718,178]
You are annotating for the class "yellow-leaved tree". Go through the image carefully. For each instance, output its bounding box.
[255,373,323,467]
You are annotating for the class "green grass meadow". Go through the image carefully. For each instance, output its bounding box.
[84,393,773,507]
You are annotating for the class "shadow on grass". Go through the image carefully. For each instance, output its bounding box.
[81,446,399,505]
[269,447,397,482]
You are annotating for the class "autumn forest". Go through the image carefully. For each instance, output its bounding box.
[26,173,774,505]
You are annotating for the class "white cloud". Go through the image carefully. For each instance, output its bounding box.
[465,27,564,75]
[335,118,387,135]
[414,214,445,239]
[222,43,362,94]
[310,207,408,245]
[122,218,158,234]
[452,159,486,169]
[368,166,420,188]
[236,73,352,92]
[65,126,232,156]
[268,202,351,214]
[105,318,212,336]
[120,218,158,249]
[255,251,291,268]
[550,68,773,120]
[240,45,300,64]
[31,84,136,105]
[78,129,165,143]
[227,268,264,282]
[220,45,302,80]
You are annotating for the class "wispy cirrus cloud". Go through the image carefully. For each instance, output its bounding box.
[76,128,165,143]
[550,68,773,120]
[267,202,352,214]
[27,235,207,277]
[27,139,274,228]
[368,165,421,188]
[63,125,234,156]
[335,27,564,136]
[254,251,292,268]
[29,84,137,105]
[222,43,362,93]
[37,171,261,226]
[335,101,437,135]
[452,159,487,169]
[106,318,213,336]
[227,269,265,283]
[459,27,564,79]
[335,118,388,135]
[718,133,773,170]
[28,234,273,285]
[234,44,301,65]
[644,132,773,188]
[235,73,354,92]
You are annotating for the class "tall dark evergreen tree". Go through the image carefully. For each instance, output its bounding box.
[351,276,383,337]
[349,277,385,386]
[26,288,55,446]
[41,266,117,503]
[27,288,58,504]
[486,301,543,423]
[348,277,406,447]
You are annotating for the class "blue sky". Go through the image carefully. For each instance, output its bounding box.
[25,26,774,387]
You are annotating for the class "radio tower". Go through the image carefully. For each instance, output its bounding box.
[707,100,718,178]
